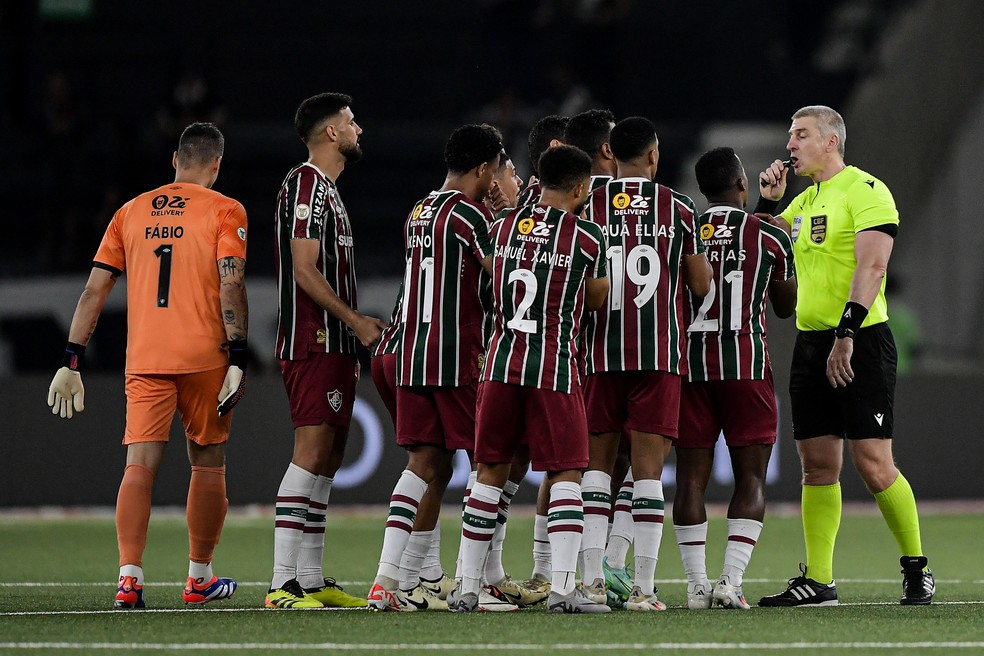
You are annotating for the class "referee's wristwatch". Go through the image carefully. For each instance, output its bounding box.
[834,327,855,339]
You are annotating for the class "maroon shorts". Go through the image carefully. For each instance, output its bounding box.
[396,382,477,451]
[475,381,588,472]
[584,370,681,439]
[371,353,397,426]
[279,352,358,428]
[677,372,778,449]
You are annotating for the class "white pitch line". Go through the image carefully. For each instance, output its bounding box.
[2,642,984,651]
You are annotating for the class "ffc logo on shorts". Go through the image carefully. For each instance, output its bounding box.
[327,389,343,413]
[810,215,827,244]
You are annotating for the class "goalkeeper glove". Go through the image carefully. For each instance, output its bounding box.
[217,339,247,416]
[47,342,86,419]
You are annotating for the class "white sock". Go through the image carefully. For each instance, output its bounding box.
[271,463,318,589]
[485,480,519,585]
[580,470,612,584]
[375,469,428,587]
[399,529,432,591]
[188,561,213,583]
[532,513,551,580]
[606,469,634,568]
[674,522,709,593]
[420,519,444,582]
[720,518,763,586]
[631,478,664,596]
[297,475,332,589]
[120,564,143,587]
[460,482,501,595]
[548,481,584,596]
[455,470,477,583]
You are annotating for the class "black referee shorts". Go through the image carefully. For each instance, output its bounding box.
[789,322,897,440]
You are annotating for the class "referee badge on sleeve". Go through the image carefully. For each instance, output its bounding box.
[810,215,827,244]
[791,216,803,242]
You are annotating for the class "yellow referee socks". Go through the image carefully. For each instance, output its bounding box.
[873,473,924,559]
[802,483,841,585]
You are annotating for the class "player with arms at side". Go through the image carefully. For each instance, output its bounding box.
[267,93,384,610]
[757,105,934,607]
[451,145,611,614]
[367,125,510,611]
[579,117,712,611]
[673,147,796,610]
[47,123,248,609]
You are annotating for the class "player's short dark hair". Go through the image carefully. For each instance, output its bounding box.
[295,92,353,143]
[176,122,224,167]
[610,116,658,161]
[538,145,592,193]
[564,109,615,157]
[694,147,744,197]
[527,115,569,175]
[444,124,503,174]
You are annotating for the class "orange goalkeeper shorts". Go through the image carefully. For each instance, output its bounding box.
[123,367,231,446]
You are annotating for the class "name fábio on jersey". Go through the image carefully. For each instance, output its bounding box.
[604,223,675,239]
[145,224,184,239]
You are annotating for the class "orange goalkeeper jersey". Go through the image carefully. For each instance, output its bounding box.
[94,182,248,374]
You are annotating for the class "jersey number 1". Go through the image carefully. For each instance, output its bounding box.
[154,244,173,307]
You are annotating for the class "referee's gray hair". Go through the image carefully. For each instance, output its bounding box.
[793,105,846,157]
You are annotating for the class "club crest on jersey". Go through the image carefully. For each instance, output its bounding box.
[295,204,311,220]
[237,227,246,241]
[326,389,343,413]
[810,215,827,244]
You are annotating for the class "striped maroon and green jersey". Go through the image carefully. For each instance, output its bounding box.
[516,182,542,208]
[373,280,404,357]
[582,178,704,375]
[686,206,795,381]
[590,175,613,192]
[482,204,607,393]
[274,162,358,360]
[396,190,493,387]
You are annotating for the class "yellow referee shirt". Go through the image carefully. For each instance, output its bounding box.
[779,165,898,331]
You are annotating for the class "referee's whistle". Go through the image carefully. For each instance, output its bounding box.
[760,160,792,188]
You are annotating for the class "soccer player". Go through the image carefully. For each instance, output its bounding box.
[516,114,568,207]
[673,147,796,610]
[367,124,509,612]
[564,108,617,191]
[451,144,610,614]
[267,93,384,610]
[47,122,247,609]
[756,105,934,607]
[579,116,712,612]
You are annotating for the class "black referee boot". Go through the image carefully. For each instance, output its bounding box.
[900,556,935,605]
[758,563,838,607]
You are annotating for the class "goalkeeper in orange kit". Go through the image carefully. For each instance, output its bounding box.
[47,122,249,609]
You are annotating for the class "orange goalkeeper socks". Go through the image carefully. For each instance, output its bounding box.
[116,464,155,567]
[187,465,228,564]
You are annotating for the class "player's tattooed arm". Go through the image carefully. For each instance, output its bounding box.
[66,267,118,346]
[218,256,248,341]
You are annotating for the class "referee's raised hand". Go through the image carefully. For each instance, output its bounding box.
[758,159,789,201]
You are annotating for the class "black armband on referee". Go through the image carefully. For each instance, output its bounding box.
[63,342,86,371]
[753,196,780,216]
[835,302,868,339]
[226,339,248,370]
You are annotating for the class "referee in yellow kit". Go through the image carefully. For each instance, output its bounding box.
[754,105,934,607]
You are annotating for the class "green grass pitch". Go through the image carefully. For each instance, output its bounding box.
[0,510,980,655]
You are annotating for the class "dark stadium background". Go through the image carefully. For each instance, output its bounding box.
[2,0,983,506]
